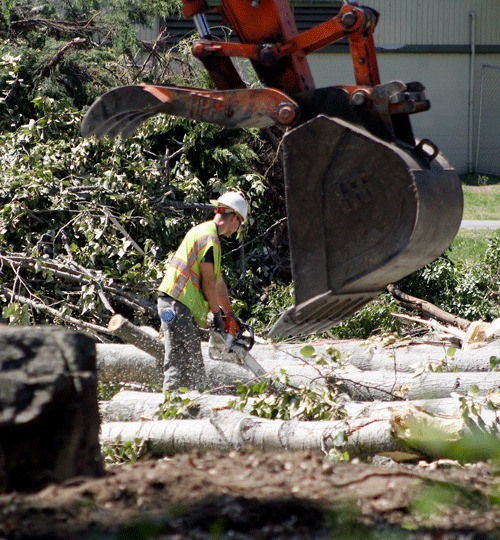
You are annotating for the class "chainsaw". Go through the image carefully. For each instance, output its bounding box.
[208,314,267,378]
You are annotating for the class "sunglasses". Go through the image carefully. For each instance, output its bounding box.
[223,211,243,225]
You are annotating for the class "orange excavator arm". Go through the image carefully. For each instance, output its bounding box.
[185,0,380,91]
[83,0,427,140]
[82,0,463,338]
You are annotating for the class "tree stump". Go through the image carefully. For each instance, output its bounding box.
[0,326,104,491]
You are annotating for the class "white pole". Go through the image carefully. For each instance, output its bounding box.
[468,10,476,174]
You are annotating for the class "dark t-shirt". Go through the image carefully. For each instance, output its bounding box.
[202,247,214,264]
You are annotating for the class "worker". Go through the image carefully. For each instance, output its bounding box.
[157,192,248,390]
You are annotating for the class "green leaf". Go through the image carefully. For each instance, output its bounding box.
[490,356,500,371]
[333,430,347,447]
[299,345,316,358]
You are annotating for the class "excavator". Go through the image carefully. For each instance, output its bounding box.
[82,0,464,339]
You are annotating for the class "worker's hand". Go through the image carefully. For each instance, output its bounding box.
[226,310,243,326]
[225,310,238,324]
[212,309,225,332]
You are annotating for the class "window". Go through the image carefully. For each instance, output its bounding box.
[158,2,343,49]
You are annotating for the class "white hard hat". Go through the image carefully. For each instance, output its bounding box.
[210,191,248,224]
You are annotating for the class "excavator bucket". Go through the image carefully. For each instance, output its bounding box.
[268,115,463,338]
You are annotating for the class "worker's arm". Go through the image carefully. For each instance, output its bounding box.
[200,261,220,313]
[200,262,234,313]
[216,276,233,314]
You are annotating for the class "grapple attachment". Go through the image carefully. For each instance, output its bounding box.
[268,115,463,338]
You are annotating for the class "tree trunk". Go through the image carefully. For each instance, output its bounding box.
[346,342,498,372]
[102,390,488,423]
[96,343,500,401]
[0,327,104,492]
[101,409,400,457]
[96,343,251,387]
[96,344,163,387]
[332,370,499,401]
[100,406,478,458]
[108,314,164,362]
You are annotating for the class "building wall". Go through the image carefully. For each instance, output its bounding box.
[309,0,500,175]
[366,0,499,47]
[308,51,499,174]
[141,1,500,174]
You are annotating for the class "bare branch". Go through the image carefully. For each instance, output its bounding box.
[0,286,111,336]
[41,37,86,76]
[0,254,156,318]
[387,284,470,330]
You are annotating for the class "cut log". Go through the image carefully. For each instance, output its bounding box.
[95,340,499,391]
[102,390,494,424]
[0,326,104,492]
[108,314,164,362]
[100,406,487,458]
[96,344,163,387]
[101,409,400,457]
[346,342,499,372]
[96,343,252,388]
[96,341,500,387]
[333,370,499,401]
[96,343,500,401]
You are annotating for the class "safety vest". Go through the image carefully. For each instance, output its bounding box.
[158,221,221,327]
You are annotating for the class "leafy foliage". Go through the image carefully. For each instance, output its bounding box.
[399,237,500,322]
[233,346,349,421]
[328,293,403,340]
[159,389,201,419]
[101,436,147,465]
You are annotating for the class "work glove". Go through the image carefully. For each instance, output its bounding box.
[226,310,243,326]
[212,309,225,332]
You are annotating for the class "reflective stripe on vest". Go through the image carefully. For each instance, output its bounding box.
[167,232,216,296]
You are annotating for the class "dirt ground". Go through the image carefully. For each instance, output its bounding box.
[0,450,498,539]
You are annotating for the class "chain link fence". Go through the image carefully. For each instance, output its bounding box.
[475,64,500,175]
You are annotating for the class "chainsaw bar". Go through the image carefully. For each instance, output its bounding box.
[230,344,267,378]
[208,330,267,379]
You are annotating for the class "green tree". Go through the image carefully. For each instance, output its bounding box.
[0,2,291,330]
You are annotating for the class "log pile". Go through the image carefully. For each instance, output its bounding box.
[98,323,500,458]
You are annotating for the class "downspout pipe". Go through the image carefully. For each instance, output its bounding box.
[468,10,476,174]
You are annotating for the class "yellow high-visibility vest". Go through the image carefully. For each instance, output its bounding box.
[158,221,221,327]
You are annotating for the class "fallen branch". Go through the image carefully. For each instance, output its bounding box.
[387,284,470,330]
[392,313,500,349]
[393,312,466,339]
[101,208,145,256]
[41,37,86,76]
[0,286,110,336]
[0,254,156,318]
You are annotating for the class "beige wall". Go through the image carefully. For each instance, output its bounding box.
[309,52,499,174]
[367,0,499,46]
